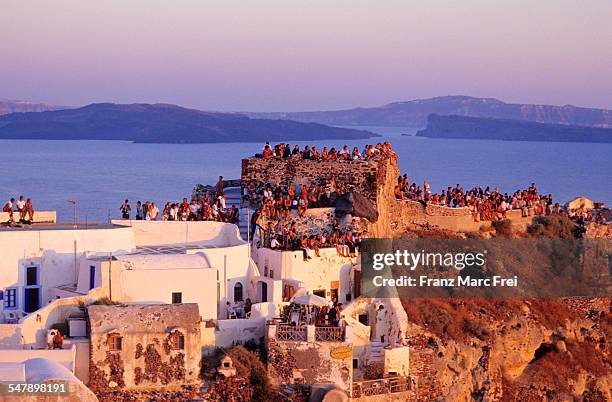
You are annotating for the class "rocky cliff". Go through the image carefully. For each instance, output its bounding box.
[0,103,378,143]
[416,114,612,143]
[368,160,612,400]
[403,297,611,401]
[249,96,612,128]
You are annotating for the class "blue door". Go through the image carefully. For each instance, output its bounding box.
[89,266,96,290]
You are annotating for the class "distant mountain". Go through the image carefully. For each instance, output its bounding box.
[0,103,378,143]
[0,99,69,115]
[248,96,612,128]
[415,114,612,143]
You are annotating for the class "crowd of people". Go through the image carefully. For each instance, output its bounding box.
[2,196,35,225]
[257,142,397,161]
[119,177,239,224]
[394,177,559,221]
[251,205,362,260]
[243,177,339,218]
[120,197,240,224]
[282,299,345,327]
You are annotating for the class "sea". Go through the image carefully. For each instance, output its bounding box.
[1,126,610,222]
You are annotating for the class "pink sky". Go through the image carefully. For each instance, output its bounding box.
[1,0,611,111]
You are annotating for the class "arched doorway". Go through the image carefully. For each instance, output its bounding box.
[257,281,268,303]
[233,282,243,302]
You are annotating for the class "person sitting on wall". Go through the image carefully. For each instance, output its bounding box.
[270,234,283,250]
[291,145,301,158]
[344,231,357,258]
[52,330,64,349]
[262,144,273,159]
[25,198,35,223]
[297,193,308,217]
[297,235,311,261]
[2,198,15,224]
[302,145,313,160]
[308,235,321,257]
[282,143,291,158]
[47,329,57,350]
[16,196,26,223]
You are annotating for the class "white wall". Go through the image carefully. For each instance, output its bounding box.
[0,227,135,315]
[0,210,56,223]
[215,317,265,348]
[112,220,244,247]
[112,266,218,320]
[0,348,75,372]
[253,247,355,303]
[383,346,410,377]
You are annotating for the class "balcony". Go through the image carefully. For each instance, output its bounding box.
[314,326,345,342]
[269,322,351,343]
[275,324,307,341]
[352,376,417,398]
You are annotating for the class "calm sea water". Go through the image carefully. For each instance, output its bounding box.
[1,127,610,221]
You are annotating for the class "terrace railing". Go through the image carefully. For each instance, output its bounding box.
[315,326,345,342]
[276,325,307,341]
[352,376,416,399]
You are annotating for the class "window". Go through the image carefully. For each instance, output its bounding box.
[4,288,16,309]
[353,358,359,369]
[172,292,182,304]
[107,334,122,351]
[233,282,243,302]
[269,269,274,278]
[170,331,185,350]
[26,266,38,286]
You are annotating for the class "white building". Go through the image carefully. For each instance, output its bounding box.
[251,246,359,304]
[0,213,406,397]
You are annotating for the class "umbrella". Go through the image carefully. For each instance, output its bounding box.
[292,294,331,307]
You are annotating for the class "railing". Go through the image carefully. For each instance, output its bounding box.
[315,326,345,342]
[276,325,307,341]
[352,376,416,399]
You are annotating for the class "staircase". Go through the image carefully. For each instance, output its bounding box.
[369,340,384,361]
[224,187,252,241]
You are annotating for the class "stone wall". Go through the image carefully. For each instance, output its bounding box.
[267,338,353,392]
[242,156,534,236]
[87,304,201,395]
[409,349,442,400]
[241,157,384,203]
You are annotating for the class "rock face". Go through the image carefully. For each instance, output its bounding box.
[416,114,612,143]
[402,298,611,401]
[333,192,378,222]
[248,96,612,128]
